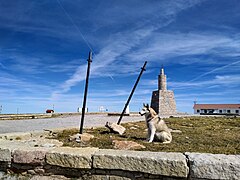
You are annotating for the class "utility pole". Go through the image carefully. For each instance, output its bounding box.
[117,61,147,125]
[79,51,92,134]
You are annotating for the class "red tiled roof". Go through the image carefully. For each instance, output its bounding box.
[193,104,240,109]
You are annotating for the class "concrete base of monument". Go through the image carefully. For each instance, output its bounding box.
[105,122,126,135]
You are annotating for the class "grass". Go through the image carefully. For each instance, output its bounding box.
[53,116,240,154]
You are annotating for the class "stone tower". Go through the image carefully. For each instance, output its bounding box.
[151,67,176,115]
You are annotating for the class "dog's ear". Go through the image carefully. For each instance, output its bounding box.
[146,104,149,109]
[143,103,146,107]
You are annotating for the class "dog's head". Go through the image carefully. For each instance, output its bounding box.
[139,103,157,117]
[139,103,150,116]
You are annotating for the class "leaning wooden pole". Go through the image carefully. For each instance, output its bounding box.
[79,51,92,134]
[117,61,147,125]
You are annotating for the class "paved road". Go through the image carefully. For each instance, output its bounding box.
[0,114,143,134]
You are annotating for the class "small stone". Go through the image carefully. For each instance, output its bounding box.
[28,170,37,175]
[69,133,80,141]
[40,143,56,148]
[69,133,94,143]
[34,168,45,174]
[112,140,145,150]
[170,129,182,133]
[105,122,126,135]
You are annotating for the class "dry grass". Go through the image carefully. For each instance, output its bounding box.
[54,116,240,154]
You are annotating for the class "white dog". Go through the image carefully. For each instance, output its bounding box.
[139,104,172,143]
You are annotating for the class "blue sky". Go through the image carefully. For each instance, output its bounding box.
[0,0,239,114]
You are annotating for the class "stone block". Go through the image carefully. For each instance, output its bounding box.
[186,152,240,180]
[13,148,46,165]
[0,148,11,162]
[46,147,98,169]
[93,149,189,177]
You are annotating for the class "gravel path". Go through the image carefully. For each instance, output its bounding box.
[0,114,143,134]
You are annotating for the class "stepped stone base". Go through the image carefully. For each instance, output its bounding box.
[151,90,176,115]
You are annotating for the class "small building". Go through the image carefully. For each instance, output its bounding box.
[193,104,240,115]
[46,109,54,113]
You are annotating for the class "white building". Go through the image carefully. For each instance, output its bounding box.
[193,104,240,115]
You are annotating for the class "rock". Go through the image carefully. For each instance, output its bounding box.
[0,132,32,140]
[80,133,94,142]
[25,138,63,148]
[46,147,98,169]
[105,122,126,135]
[13,149,46,165]
[170,129,182,133]
[40,143,57,148]
[30,175,70,180]
[34,168,45,174]
[27,169,37,175]
[0,147,11,162]
[186,152,240,180]
[69,133,94,142]
[93,149,189,177]
[112,140,145,150]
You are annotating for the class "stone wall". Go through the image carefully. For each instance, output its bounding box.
[1,143,239,180]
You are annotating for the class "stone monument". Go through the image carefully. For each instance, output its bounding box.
[151,67,176,115]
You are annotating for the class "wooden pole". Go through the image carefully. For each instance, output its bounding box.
[80,51,92,134]
[117,61,147,125]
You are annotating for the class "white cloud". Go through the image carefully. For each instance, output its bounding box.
[126,32,240,64]
[169,74,240,89]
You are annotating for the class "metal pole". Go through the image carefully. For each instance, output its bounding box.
[80,51,92,134]
[117,61,147,125]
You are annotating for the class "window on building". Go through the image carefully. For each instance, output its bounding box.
[236,110,239,114]
[227,110,231,113]
[197,109,200,113]
[219,110,222,113]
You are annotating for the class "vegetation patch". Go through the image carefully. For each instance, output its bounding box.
[53,116,240,154]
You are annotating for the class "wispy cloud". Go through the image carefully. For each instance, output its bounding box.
[52,0,205,97]
[188,60,240,82]
[169,75,240,89]
[126,32,240,64]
